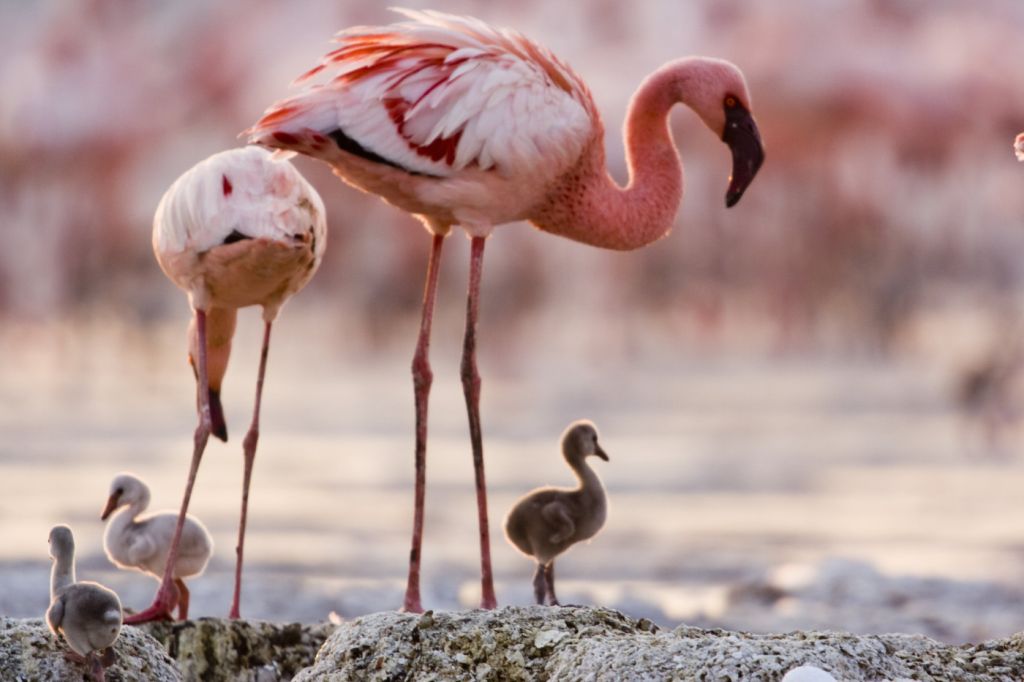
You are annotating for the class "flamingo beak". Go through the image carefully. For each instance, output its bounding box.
[722,105,765,208]
[101,493,121,521]
[594,443,610,462]
[208,388,228,442]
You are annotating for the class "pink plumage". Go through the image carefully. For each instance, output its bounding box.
[248,9,764,613]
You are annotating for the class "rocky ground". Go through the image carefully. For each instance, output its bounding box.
[6,606,1024,681]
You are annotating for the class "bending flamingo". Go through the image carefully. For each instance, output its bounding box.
[247,9,764,612]
[131,146,326,622]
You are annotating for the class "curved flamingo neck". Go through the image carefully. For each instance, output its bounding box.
[566,452,604,500]
[189,306,237,392]
[120,491,150,523]
[530,64,685,251]
[50,549,75,596]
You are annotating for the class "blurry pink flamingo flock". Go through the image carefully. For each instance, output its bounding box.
[16,8,1024,677]
[246,8,763,611]
[7,8,1024,678]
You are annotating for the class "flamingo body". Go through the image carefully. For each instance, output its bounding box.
[248,10,594,234]
[47,525,122,681]
[101,473,212,619]
[504,421,609,605]
[154,145,326,315]
[248,9,763,612]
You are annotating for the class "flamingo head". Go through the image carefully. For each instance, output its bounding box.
[722,95,765,207]
[562,420,610,463]
[48,525,74,560]
[102,473,148,520]
[672,58,765,207]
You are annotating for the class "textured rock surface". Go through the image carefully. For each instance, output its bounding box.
[295,606,1024,682]
[0,616,181,681]
[140,618,334,682]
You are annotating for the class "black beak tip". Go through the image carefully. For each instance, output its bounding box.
[725,191,742,208]
[208,389,228,442]
[213,423,228,442]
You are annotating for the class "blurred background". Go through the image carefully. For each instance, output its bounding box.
[3,0,1024,643]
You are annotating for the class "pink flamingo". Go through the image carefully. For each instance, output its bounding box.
[128,146,327,622]
[247,9,763,612]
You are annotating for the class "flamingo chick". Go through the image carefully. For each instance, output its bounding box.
[504,421,609,606]
[131,146,327,623]
[101,473,213,620]
[46,525,123,682]
[1015,133,1024,161]
[248,9,764,611]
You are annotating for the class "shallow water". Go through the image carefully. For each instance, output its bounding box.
[3,311,1023,643]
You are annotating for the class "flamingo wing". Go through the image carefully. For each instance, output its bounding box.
[45,595,66,635]
[247,9,596,180]
[541,500,575,544]
[122,525,162,569]
[153,146,327,258]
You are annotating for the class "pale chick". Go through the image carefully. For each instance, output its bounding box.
[101,472,213,620]
[46,525,123,682]
[504,421,610,606]
[248,8,763,613]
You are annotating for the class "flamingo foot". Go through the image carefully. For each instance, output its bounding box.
[123,604,175,624]
[401,592,424,614]
[123,583,178,624]
[401,542,424,613]
[89,653,109,682]
[64,651,108,682]
[479,588,497,610]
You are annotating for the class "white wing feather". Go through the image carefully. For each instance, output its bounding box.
[249,9,595,182]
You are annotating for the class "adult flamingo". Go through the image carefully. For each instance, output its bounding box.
[247,9,764,612]
[129,146,327,622]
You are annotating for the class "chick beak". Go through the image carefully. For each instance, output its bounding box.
[100,493,121,521]
[595,443,610,462]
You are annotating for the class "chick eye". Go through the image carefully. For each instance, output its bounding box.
[725,96,738,108]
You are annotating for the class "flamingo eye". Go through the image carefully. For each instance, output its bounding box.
[724,96,738,109]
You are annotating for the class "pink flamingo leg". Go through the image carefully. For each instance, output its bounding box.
[461,236,497,609]
[404,234,445,613]
[126,308,213,624]
[230,320,273,619]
